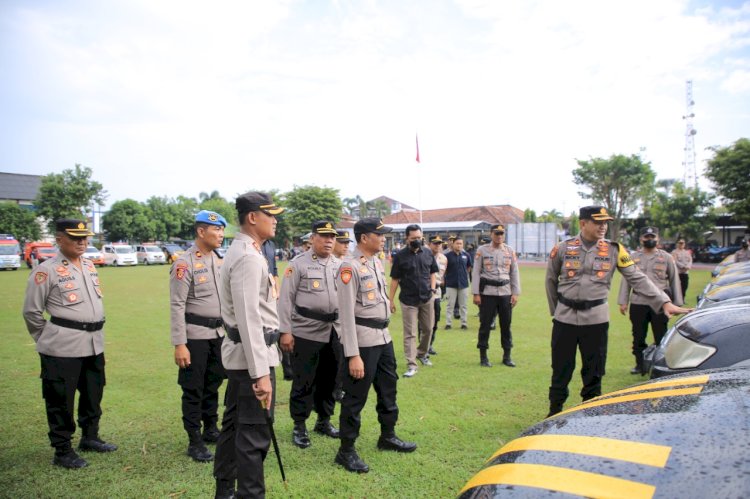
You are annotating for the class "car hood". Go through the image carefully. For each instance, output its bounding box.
[459,367,750,498]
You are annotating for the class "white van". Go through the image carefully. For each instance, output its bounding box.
[136,244,166,265]
[102,244,138,266]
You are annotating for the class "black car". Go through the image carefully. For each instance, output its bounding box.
[458,367,750,498]
[698,279,750,307]
[698,270,750,301]
[647,304,750,379]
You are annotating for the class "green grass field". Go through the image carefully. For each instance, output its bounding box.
[0,262,712,498]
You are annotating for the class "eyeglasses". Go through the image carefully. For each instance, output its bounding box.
[493,231,505,235]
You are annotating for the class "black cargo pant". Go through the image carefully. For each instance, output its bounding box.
[477,295,513,351]
[548,320,608,405]
[629,304,668,363]
[678,273,689,303]
[290,330,338,424]
[178,337,225,433]
[40,353,105,450]
[431,295,441,346]
[339,342,399,443]
[214,368,275,499]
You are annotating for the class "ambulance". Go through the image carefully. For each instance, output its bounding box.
[0,234,21,270]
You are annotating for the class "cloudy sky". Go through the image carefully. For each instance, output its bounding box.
[2,0,749,215]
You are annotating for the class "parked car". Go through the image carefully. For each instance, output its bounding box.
[84,246,105,266]
[458,367,750,498]
[647,304,750,379]
[698,270,750,301]
[698,279,750,307]
[136,244,166,265]
[161,244,186,264]
[23,241,57,268]
[102,244,138,266]
[0,234,21,270]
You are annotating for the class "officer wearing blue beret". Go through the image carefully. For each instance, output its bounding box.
[170,210,227,462]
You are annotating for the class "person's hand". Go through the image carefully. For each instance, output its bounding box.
[390,302,397,314]
[511,295,519,307]
[619,304,628,315]
[280,333,294,353]
[473,294,481,306]
[253,374,273,409]
[349,355,365,380]
[663,302,693,319]
[174,344,191,368]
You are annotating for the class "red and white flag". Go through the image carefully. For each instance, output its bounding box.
[415,133,420,163]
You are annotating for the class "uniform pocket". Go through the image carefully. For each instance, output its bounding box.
[305,270,326,292]
[58,283,84,306]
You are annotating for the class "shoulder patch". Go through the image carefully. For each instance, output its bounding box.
[176,267,186,280]
[616,243,634,268]
[550,245,559,259]
[34,272,48,285]
[340,268,352,285]
[284,266,293,277]
[475,250,482,258]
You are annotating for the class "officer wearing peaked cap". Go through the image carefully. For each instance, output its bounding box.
[170,210,227,462]
[279,220,343,449]
[618,226,683,375]
[335,218,416,473]
[545,207,691,417]
[332,229,352,401]
[23,219,116,469]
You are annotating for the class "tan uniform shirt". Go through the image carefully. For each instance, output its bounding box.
[671,248,693,274]
[545,235,669,326]
[219,232,280,378]
[169,244,224,346]
[618,249,683,307]
[471,242,521,296]
[23,254,105,357]
[433,252,447,299]
[735,248,750,263]
[278,251,341,342]
[336,246,392,358]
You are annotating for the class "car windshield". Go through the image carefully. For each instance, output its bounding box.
[38,248,57,255]
[85,247,99,254]
[164,245,182,253]
[114,246,134,254]
[0,244,20,255]
[145,246,161,252]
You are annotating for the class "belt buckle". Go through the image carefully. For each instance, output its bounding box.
[84,323,94,332]
[384,318,390,328]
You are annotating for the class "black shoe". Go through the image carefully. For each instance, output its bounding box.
[293,424,311,448]
[203,424,220,443]
[313,419,339,439]
[502,358,516,368]
[215,479,236,499]
[460,325,468,330]
[333,388,345,402]
[444,325,452,330]
[630,366,644,375]
[480,358,492,367]
[428,346,437,356]
[335,448,369,473]
[453,314,461,319]
[53,449,88,469]
[490,323,496,330]
[79,437,118,453]
[547,403,563,418]
[187,440,213,462]
[377,435,417,453]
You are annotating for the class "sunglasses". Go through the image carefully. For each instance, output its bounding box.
[493,231,505,235]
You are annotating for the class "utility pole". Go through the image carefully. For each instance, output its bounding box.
[682,80,698,189]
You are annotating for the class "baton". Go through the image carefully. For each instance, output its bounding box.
[260,399,288,488]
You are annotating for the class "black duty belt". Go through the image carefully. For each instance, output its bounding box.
[479,277,510,293]
[354,317,390,329]
[557,295,607,311]
[185,313,224,329]
[295,305,339,323]
[50,316,105,332]
[225,326,280,346]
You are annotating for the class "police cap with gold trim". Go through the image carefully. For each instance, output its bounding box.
[353,217,392,235]
[195,210,227,227]
[56,219,94,237]
[640,226,659,237]
[235,191,285,216]
[336,229,352,242]
[312,220,338,235]
[579,205,614,221]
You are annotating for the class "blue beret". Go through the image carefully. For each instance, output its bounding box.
[195,210,227,227]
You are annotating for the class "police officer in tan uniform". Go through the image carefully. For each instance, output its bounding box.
[671,237,692,300]
[472,224,521,368]
[429,236,447,355]
[335,218,416,473]
[279,220,342,449]
[333,229,351,259]
[332,229,352,401]
[170,210,227,462]
[545,206,691,417]
[618,226,683,375]
[23,219,116,469]
[213,192,284,499]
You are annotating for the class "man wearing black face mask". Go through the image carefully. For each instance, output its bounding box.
[618,226,683,375]
[735,240,750,262]
[389,224,438,378]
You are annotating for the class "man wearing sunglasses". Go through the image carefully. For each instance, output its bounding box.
[472,224,521,368]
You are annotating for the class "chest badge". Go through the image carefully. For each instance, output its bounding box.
[367,291,375,300]
[312,280,320,288]
[67,293,78,303]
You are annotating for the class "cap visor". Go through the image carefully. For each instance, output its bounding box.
[66,229,94,237]
[591,215,614,221]
[262,206,285,215]
[317,229,338,235]
[374,227,393,234]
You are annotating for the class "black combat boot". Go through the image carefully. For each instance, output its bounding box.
[502,349,516,367]
[214,479,236,499]
[480,349,492,367]
[335,439,369,473]
[187,430,213,462]
[79,426,118,453]
[53,446,88,469]
[292,422,311,448]
[203,421,220,443]
[313,418,339,438]
[547,402,564,418]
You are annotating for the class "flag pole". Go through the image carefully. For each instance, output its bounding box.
[416,133,423,224]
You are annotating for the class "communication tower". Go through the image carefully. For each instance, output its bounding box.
[682,80,698,188]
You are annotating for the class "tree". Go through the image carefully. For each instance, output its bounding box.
[144,196,182,241]
[0,202,41,243]
[103,199,153,242]
[370,199,390,218]
[173,196,200,240]
[283,186,343,238]
[523,209,537,222]
[539,209,563,223]
[705,138,750,225]
[199,194,237,227]
[645,181,716,242]
[572,154,656,240]
[35,164,107,233]
[342,196,360,216]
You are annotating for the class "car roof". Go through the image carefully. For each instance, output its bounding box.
[673,304,750,341]
[703,279,750,302]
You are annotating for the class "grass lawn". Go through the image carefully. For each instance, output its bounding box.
[0,262,712,498]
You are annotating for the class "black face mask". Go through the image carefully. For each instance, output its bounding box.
[643,239,657,249]
[743,243,749,249]
[409,239,422,250]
